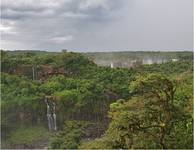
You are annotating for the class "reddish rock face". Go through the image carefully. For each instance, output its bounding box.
[37,65,68,80]
[6,65,68,81]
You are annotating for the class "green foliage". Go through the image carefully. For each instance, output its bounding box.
[3,126,49,148]
[1,51,193,149]
[79,137,112,149]
[58,52,95,74]
[136,60,192,75]
[80,73,193,149]
[1,73,45,140]
[49,121,90,149]
[84,51,193,62]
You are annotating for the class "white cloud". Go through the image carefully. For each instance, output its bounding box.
[0,0,192,51]
[1,0,68,9]
[61,12,89,18]
[0,24,18,35]
[50,35,74,44]
[0,24,11,32]
[79,0,110,10]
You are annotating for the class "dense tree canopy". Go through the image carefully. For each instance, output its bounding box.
[80,73,193,149]
[1,51,193,149]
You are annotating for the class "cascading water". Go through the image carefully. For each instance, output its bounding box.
[53,102,57,131]
[45,97,57,131]
[45,98,52,131]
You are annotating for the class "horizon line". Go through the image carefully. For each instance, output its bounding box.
[1,49,193,53]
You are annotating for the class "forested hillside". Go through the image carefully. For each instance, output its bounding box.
[1,50,193,149]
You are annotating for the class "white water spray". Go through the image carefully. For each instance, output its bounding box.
[53,102,57,131]
[45,97,57,131]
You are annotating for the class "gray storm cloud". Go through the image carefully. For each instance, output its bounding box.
[0,0,193,51]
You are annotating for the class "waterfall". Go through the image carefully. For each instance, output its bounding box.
[53,102,57,131]
[110,62,114,68]
[45,98,52,131]
[45,97,57,131]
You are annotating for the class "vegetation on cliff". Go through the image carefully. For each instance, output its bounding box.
[1,50,193,149]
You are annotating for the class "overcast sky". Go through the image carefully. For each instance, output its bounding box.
[1,0,193,52]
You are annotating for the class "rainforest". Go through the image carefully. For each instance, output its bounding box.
[1,50,193,149]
